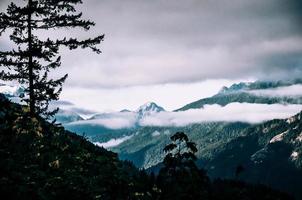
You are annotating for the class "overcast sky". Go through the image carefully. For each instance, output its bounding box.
[0,0,302,111]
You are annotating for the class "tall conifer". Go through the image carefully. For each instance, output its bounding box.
[0,0,103,118]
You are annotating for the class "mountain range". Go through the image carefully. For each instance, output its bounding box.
[177,79,302,111]
[1,79,302,198]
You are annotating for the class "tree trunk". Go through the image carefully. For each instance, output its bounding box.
[27,0,35,116]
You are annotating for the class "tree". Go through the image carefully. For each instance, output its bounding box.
[157,132,210,200]
[162,131,198,174]
[0,0,103,118]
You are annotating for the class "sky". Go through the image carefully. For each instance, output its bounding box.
[0,0,302,112]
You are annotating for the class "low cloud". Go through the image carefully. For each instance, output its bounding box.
[68,112,137,129]
[249,84,302,97]
[140,103,302,126]
[69,103,302,129]
[94,135,133,148]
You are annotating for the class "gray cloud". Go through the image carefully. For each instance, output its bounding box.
[1,0,302,88]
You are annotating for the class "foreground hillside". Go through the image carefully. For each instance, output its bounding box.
[0,94,154,199]
[0,94,295,200]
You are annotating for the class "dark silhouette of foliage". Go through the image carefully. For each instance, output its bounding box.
[212,179,294,200]
[162,132,198,173]
[235,164,245,179]
[0,0,103,118]
[157,132,210,200]
[0,94,156,200]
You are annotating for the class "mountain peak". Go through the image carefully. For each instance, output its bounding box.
[0,83,25,98]
[136,102,165,118]
[218,82,251,94]
[120,109,131,113]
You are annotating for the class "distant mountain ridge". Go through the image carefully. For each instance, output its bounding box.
[55,109,84,124]
[219,79,302,94]
[65,102,166,140]
[0,83,25,98]
[89,101,165,121]
[176,79,302,111]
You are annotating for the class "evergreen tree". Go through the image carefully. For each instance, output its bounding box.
[157,132,210,200]
[0,0,103,118]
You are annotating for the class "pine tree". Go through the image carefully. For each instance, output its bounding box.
[0,0,103,118]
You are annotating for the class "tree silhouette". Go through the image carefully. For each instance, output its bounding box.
[162,131,198,174]
[158,132,210,200]
[0,0,103,118]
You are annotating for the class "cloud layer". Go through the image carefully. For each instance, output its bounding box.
[140,103,302,127]
[68,112,138,129]
[249,84,302,97]
[68,103,302,129]
[94,135,133,148]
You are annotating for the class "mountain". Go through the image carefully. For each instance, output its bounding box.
[0,84,93,125]
[54,109,84,124]
[120,109,131,113]
[64,102,166,143]
[176,79,302,111]
[61,80,302,166]
[219,79,302,94]
[118,111,302,199]
[177,93,302,111]
[136,102,165,119]
[90,102,165,120]
[0,93,293,200]
[0,83,25,98]
[204,111,302,199]
[111,122,250,168]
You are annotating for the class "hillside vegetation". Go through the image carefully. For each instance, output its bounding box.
[0,94,295,200]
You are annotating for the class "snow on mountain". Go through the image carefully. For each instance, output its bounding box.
[0,83,25,98]
[136,102,165,119]
[90,102,165,121]
[55,109,84,124]
[67,102,166,130]
[218,82,251,94]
